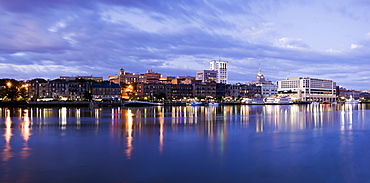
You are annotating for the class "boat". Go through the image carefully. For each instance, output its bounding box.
[188,101,203,106]
[123,101,164,107]
[264,96,292,105]
[345,96,360,104]
[207,102,219,107]
[242,98,265,105]
[310,101,320,105]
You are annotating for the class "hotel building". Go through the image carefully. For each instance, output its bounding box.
[210,60,228,84]
[277,77,336,102]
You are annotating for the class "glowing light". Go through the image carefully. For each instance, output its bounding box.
[2,109,14,161]
[20,112,32,159]
[125,109,134,159]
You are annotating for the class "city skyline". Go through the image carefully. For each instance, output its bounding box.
[0,0,370,89]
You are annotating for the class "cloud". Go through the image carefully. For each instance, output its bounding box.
[350,44,363,49]
[0,0,370,90]
[274,37,310,49]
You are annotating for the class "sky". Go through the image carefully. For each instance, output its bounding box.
[0,0,370,89]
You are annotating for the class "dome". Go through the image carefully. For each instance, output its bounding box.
[256,69,266,82]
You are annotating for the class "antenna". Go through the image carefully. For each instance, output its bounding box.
[259,63,261,72]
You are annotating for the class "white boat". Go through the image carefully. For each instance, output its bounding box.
[242,98,265,105]
[311,101,320,105]
[207,102,219,107]
[265,96,292,105]
[188,101,203,106]
[345,96,360,104]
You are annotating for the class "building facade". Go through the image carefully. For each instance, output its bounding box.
[59,75,103,82]
[248,69,277,98]
[28,79,90,101]
[91,82,121,100]
[277,77,336,102]
[210,60,228,84]
[225,84,261,99]
[109,69,161,85]
[196,70,217,83]
[136,83,193,99]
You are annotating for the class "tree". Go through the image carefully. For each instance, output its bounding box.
[154,92,166,100]
[19,87,28,101]
[0,87,5,99]
[6,85,19,101]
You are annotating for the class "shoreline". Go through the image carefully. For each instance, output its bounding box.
[0,101,368,108]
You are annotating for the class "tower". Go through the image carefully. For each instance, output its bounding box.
[210,60,228,84]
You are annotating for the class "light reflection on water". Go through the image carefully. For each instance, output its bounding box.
[0,103,370,182]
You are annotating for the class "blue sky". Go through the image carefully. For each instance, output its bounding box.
[0,0,369,89]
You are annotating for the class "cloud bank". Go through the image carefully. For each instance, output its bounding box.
[0,0,370,89]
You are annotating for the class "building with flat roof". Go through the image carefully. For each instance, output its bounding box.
[277,77,336,102]
[59,75,103,82]
[109,69,161,84]
[210,60,228,84]
[196,70,217,83]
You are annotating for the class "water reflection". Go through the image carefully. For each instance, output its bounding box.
[2,109,13,161]
[1,104,370,160]
[20,109,31,159]
[125,109,134,159]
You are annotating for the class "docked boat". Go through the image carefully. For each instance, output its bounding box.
[207,102,219,107]
[264,96,292,105]
[188,101,203,106]
[310,101,320,105]
[242,98,265,105]
[345,96,360,104]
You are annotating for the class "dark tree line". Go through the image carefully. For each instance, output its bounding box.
[0,79,28,101]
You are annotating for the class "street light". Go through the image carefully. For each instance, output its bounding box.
[7,82,11,87]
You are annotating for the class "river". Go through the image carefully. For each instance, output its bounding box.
[1,104,370,182]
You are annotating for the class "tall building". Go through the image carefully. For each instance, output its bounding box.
[277,77,336,102]
[248,69,277,98]
[196,70,217,83]
[210,60,228,84]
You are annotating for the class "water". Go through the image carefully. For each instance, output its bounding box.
[1,104,370,182]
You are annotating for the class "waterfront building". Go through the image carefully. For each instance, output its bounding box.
[136,83,193,99]
[28,79,48,100]
[192,83,217,98]
[196,70,217,83]
[135,82,230,99]
[210,60,228,84]
[59,75,103,82]
[248,69,277,98]
[91,82,120,100]
[67,81,90,100]
[109,69,161,84]
[48,79,69,99]
[225,84,261,99]
[28,79,90,101]
[216,83,226,98]
[277,77,336,102]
